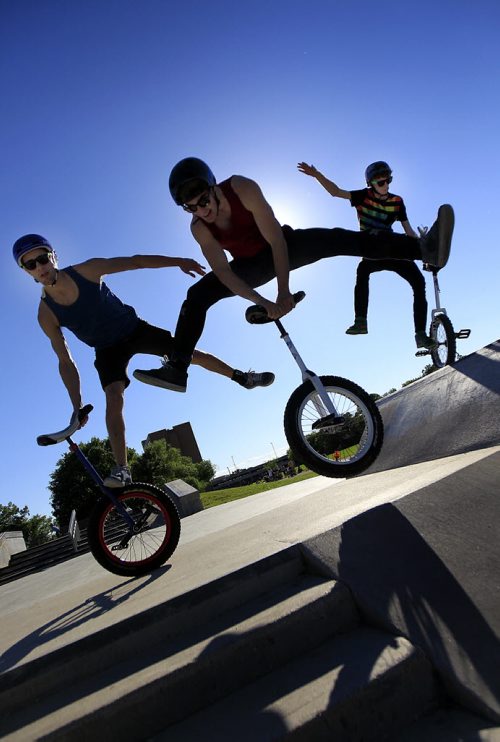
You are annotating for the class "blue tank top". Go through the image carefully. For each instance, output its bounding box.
[42,266,139,349]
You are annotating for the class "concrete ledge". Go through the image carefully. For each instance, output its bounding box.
[302,449,500,723]
[162,479,203,518]
[0,533,26,569]
[152,630,437,742]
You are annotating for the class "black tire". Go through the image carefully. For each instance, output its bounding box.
[284,376,384,478]
[87,483,181,576]
[429,314,456,368]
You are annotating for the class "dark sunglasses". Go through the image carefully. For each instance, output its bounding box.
[373,176,392,187]
[182,190,212,213]
[22,252,52,271]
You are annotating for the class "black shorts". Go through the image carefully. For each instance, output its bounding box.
[94,319,173,390]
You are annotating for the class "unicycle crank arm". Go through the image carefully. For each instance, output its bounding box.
[112,517,147,550]
[113,503,157,550]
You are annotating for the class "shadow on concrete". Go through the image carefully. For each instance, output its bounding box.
[312,503,500,724]
[0,567,170,673]
[452,340,500,395]
[2,569,350,739]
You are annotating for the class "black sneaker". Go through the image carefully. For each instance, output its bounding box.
[415,332,438,350]
[420,204,454,269]
[345,317,368,335]
[133,360,188,392]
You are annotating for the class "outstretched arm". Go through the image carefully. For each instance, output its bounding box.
[297,162,351,200]
[38,302,84,415]
[74,255,207,282]
[401,220,418,239]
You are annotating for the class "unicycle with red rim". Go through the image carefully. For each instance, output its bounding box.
[37,406,181,576]
[246,292,384,477]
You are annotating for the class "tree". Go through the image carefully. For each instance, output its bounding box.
[133,439,215,492]
[49,436,216,526]
[401,363,437,387]
[0,501,55,548]
[49,437,134,527]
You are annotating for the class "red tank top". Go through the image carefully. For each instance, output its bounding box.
[200,178,270,259]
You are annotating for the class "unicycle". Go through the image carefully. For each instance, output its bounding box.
[37,405,181,576]
[246,292,384,477]
[417,266,471,368]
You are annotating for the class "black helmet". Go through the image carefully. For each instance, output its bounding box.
[169,157,216,205]
[365,161,392,185]
[13,234,52,266]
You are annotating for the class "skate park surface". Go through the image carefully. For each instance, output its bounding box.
[1,341,499,740]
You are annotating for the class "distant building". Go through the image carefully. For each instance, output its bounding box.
[142,421,202,463]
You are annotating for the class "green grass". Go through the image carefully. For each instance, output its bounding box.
[201,469,318,509]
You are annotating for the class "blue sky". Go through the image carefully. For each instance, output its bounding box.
[2,0,499,518]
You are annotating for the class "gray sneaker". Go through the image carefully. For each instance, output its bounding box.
[239,370,275,389]
[103,465,132,488]
[420,204,454,269]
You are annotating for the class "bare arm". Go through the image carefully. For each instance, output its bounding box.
[192,221,276,309]
[74,255,207,282]
[191,177,294,319]
[231,176,294,316]
[297,162,351,200]
[38,302,83,413]
[401,220,418,239]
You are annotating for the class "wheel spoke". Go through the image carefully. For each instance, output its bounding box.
[88,485,181,576]
[284,376,383,478]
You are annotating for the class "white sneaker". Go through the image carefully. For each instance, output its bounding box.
[103,465,132,488]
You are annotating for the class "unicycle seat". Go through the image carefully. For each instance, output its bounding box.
[37,405,94,445]
[245,291,306,324]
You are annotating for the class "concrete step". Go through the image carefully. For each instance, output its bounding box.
[0,533,91,585]
[149,628,438,742]
[2,547,357,739]
[0,540,443,742]
[395,706,500,741]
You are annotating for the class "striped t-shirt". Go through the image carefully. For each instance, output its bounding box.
[350,188,408,231]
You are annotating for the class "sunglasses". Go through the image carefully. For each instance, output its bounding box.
[373,176,392,187]
[182,190,212,213]
[22,252,52,271]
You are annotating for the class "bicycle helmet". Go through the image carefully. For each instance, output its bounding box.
[365,161,392,184]
[13,234,53,267]
[169,157,216,205]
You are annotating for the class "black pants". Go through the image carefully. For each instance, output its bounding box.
[172,226,422,361]
[353,259,427,333]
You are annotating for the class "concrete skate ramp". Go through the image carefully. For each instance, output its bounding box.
[367,340,500,474]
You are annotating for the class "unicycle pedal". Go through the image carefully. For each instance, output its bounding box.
[312,413,345,431]
[456,328,471,339]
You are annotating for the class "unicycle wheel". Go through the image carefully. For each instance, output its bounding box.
[429,314,456,368]
[284,376,383,477]
[87,483,181,576]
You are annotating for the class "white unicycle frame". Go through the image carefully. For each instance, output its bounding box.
[274,317,340,420]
